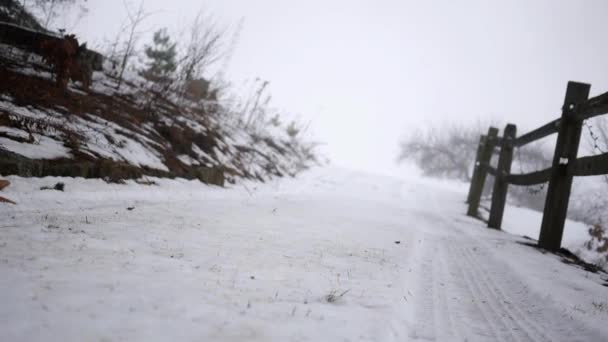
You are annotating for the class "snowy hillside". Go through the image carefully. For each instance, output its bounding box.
[1,168,606,341]
[0,42,319,184]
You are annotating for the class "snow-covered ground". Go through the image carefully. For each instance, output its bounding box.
[1,168,607,341]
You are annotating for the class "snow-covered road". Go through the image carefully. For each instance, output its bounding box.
[1,168,607,341]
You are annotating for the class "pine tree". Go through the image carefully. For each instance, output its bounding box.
[142,28,177,82]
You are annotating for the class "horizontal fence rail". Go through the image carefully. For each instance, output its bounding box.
[467,81,608,251]
[569,152,608,177]
[505,167,553,186]
[479,163,552,186]
[513,119,560,147]
[578,91,608,121]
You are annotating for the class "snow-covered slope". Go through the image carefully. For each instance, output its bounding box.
[0,42,319,184]
[0,168,607,341]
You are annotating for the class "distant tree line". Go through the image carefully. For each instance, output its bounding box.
[397,117,608,225]
[397,121,553,210]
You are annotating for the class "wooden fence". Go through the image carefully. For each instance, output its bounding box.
[467,81,608,251]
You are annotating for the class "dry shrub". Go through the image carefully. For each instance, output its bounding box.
[586,223,608,255]
[324,289,350,303]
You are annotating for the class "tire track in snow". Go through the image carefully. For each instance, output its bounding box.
[407,235,466,341]
[444,218,606,342]
[455,240,605,342]
[425,214,561,341]
[460,245,554,341]
[407,238,437,341]
[444,242,512,341]
[448,243,548,342]
[433,222,605,342]
[431,243,465,341]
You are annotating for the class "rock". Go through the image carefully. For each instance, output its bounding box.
[195,166,224,187]
[40,182,64,191]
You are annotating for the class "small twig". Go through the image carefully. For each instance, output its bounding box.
[325,289,351,303]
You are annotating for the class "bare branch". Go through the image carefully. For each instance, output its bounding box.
[115,0,153,90]
[178,10,226,82]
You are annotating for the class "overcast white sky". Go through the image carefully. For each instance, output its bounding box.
[69,0,608,176]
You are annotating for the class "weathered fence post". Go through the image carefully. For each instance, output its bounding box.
[467,135,487,205]
[488,124,516,229]
[467,127,499,217]
[538,81,590,251]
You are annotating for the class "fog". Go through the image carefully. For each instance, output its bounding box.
[3,2,608,339]
[72,0,608,176]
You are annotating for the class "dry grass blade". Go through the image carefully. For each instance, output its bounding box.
[325,289,350,303]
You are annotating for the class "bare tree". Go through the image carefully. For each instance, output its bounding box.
[572,117,608,225]
[398,121,555,212]
[214,16,244,87]
[398,122,551,181]
[24,0,88,30]
[179,11,224,81]
[398,123,482,181]
[223,78,274,132]
[584,117,608,154]
[114,0,152,90]
[243,79,271,129]
[597,118,608,152]
[176,10,225,98]
[582,117,608,184]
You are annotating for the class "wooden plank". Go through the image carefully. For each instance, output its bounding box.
[584,104,608,120]
[505,167,552,186]
[578,90,608,121]
[539,81,590,251]
[467,127,499,217]
[482,164,498,176]
[513,119,560,147]
[488,124,517,230]
[568,152,608,177]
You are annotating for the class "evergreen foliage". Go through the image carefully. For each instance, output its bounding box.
[142,28,177,82]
